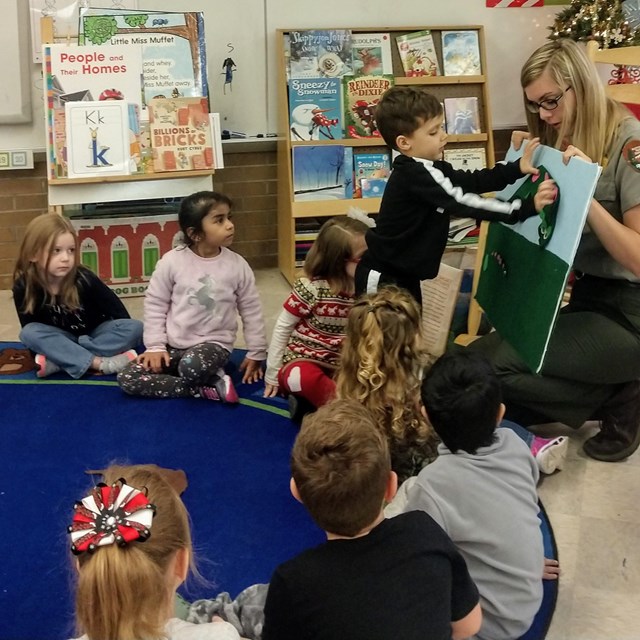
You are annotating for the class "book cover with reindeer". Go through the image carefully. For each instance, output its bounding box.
[148,96,214,172]
[351,33,393,76]
[342,75,394,139]
[288,77,343,141]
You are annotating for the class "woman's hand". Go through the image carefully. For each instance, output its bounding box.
[138,350,169,373]
[519,137,541,176]
[263,382,280,398]
[511,130,531,151]
[562,144,592,164]
[240,357,264,384]
[534,179,558,213]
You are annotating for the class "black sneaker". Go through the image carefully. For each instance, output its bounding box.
[288,394,315,426]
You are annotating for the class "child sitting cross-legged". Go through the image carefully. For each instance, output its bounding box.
[262,398,482,640]
[386,351,560,640]
[118,191,267,403]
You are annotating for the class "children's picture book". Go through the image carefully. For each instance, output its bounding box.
[292,145,352,201]
[79,10,208,109]
[288,78,343,141]
[443,147,487,171]
[360,177,388,199]
[351,33,393,76]
[353,151,390,197]
[342,75,394,139]
[148,96,214,172]
[43,43,145,179]
[476,143,601,372]
[65,100,131,179]
[288,29,353,79]
[395,30,440,77]
[444,97,481,135]
[441,30,482,76]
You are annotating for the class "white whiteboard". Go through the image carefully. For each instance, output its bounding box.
[0,0,559,151]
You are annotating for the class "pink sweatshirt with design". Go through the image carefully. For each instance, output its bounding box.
[143,246,267,361]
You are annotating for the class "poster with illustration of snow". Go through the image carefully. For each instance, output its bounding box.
[475,143,601,373]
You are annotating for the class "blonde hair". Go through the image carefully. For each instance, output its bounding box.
[74,465,193,640]
[303,216,369,293]
[13,213,80,313]
[335,287,433,472]
[521,38,630,165]
[292,399,390,537]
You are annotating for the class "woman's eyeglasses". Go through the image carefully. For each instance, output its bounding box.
[525,86,572,114]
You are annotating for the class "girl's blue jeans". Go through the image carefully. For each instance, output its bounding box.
[19,319,143,379]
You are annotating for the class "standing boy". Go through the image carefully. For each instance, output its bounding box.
[388,351,547,640]
[262,398,482,640]
[355,86,557,302]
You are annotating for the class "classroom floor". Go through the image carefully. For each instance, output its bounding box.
[1,267,638,639]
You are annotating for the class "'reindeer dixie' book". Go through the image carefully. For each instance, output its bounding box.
[342,74,394,139]
[148,96,214,172]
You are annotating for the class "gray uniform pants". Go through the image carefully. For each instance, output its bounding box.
[467,274,640,428]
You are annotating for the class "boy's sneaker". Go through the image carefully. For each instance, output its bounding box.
[531,435,569,474]
[35,354,61,378]
[100,349,138,375]
[198,375,239,404]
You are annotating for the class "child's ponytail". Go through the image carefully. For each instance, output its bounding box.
[71,466,193,640]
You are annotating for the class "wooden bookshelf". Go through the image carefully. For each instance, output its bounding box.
[276,26,496,284]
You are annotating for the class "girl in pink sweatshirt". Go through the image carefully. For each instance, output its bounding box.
[118,191,267,403]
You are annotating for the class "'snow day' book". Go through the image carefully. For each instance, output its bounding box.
[353,152,390,198]
[148,96,214,172]
[342,75,394,139]
[293,146,353,201]
[288,77,343,142]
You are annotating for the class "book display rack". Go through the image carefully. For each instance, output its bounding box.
[276,25,495,284]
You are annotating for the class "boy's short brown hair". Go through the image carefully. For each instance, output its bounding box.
[291,399,391,537]
[375,86,443,150]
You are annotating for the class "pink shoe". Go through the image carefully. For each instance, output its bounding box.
[34,354,61,378]
[214,374,239,404]
[531,435,569,474]
[198,375,239,404]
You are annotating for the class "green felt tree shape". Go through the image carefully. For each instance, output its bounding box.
[549,0,640,48]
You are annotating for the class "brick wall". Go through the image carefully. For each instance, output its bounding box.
[0,144,279,290]
[0,132,513,291]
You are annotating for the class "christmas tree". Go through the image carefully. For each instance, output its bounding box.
[549,0,640,48]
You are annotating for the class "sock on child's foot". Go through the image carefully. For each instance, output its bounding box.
[35,354,61,378]
[531,435,569,474]
[99,349,137,375]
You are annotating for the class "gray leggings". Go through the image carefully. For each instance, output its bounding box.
[117,342,230,398]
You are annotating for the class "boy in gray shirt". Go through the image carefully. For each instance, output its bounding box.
[387,352,550,640]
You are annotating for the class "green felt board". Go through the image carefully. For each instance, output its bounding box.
[475,223,569,373]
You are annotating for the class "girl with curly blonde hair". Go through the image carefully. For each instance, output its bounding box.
[335,286,438,482]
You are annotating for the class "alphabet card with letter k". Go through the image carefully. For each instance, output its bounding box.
[65,101,131,179]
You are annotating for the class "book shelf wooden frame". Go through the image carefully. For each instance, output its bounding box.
[276,25,496,287]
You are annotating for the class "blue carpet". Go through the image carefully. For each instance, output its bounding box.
[0,343,556,640]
